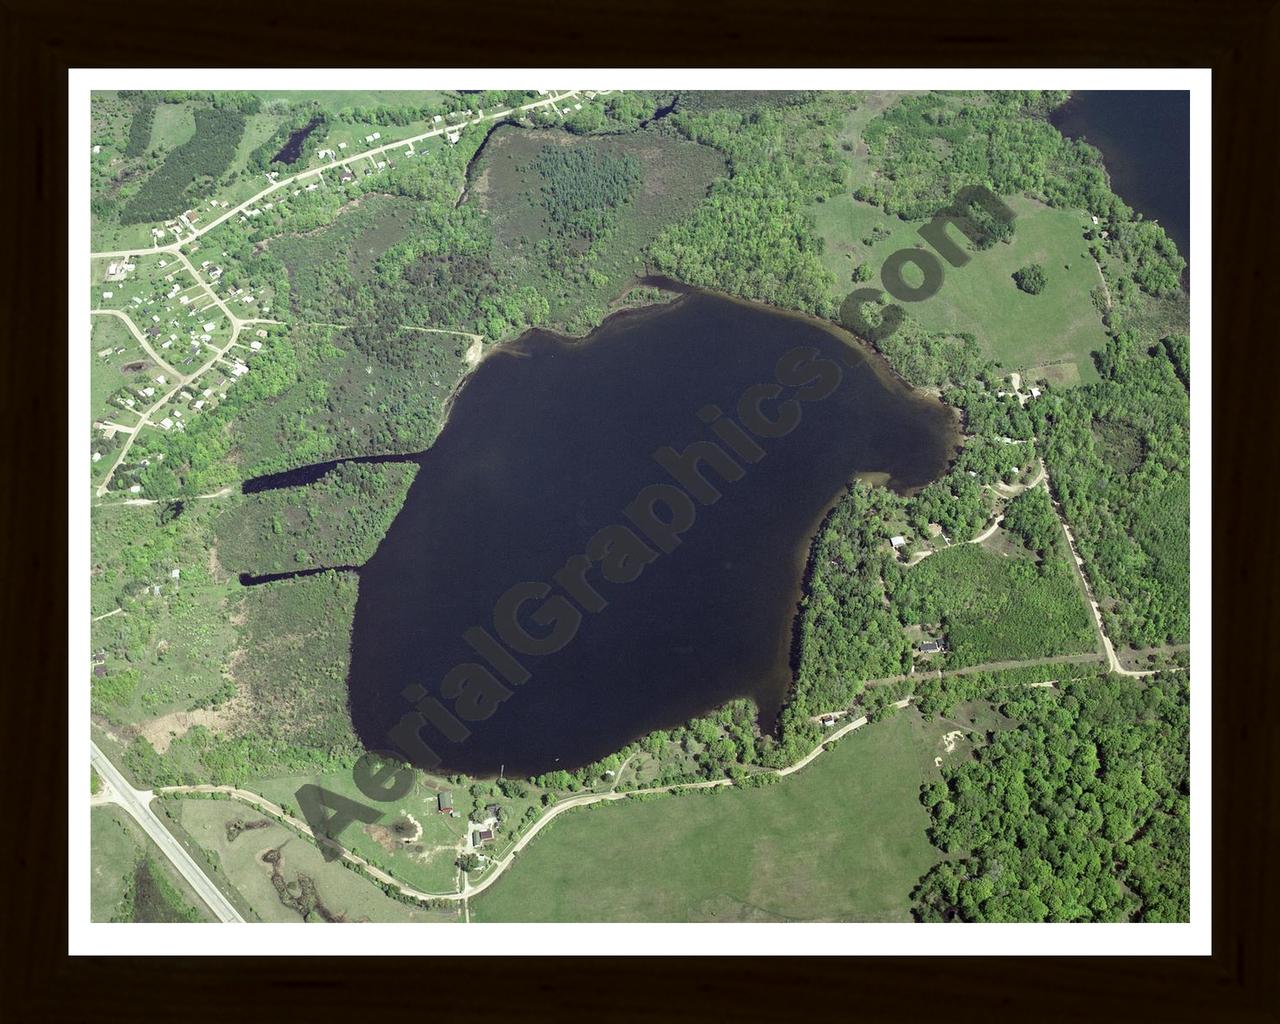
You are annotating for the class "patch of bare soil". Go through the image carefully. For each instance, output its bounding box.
[139,669,247,753]
[139,704,238,753]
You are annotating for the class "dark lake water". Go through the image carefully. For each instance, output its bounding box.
[1051,91,1190,259]
[272,115,324,166]
[252,290,959,777]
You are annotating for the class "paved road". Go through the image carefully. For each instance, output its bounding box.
[90,742,244,923]
[90,91,585,260]
[90,307,180,379]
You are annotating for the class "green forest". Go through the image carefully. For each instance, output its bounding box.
[1035,332,1190,646]
[119,105,247,224]
[912,672,1190,921]
[88,88,1192,923]
[531,144,642,242]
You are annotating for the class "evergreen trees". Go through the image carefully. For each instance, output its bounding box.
[119,106,246,224]
[530,145,641,241]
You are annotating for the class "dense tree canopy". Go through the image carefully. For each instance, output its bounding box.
[120,106,246,224]
[1013,262,1046,294]
[912,672,1189,922]
[1035,333,1190,646]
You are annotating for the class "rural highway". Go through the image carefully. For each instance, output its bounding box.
[90,742,244,923]
[90,91,587,260]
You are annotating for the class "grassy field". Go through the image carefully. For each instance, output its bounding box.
[897,537,1099,667]
[472,709,950,922]
[149,102,197,152]
[169,797,457,922]
[254,90,455,114]
[245,768,472,895]
[91,805,213,922]
[813,193,1106,384]
[226,110,289,179]
[836,91,920,193]
[90,315,153,424]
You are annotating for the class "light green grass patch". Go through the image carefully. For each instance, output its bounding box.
[245,770,473,895]
[227,111,289,178]
[90,315,153,424]
[473,710,947,922]
[149,102,197,152]
[813,194,1106,383]
[255,91,455,114]
[899,542,1098,666]
[170,797,456,922]
[91,804,213,922]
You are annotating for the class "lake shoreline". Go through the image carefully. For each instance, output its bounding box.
[346,285,960,776]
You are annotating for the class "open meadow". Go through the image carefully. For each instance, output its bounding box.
[814,194,1107,384]
[91,804,213,922]
[472,709,954,922]
[165,797,457,922]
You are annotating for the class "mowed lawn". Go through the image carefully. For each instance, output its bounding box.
[471,711,944,922]
[814,193,1106,384]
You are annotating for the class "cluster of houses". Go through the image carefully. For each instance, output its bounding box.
[104,259,135,283]
[97,256,269,456]
[435,790,502,850]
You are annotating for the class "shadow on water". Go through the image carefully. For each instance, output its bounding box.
[245,288,959,777]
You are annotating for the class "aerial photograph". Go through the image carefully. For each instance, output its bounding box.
[84,84,1193,928]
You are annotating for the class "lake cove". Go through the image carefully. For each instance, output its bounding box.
[1050,91,1190,261]
[323,290,957,777]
